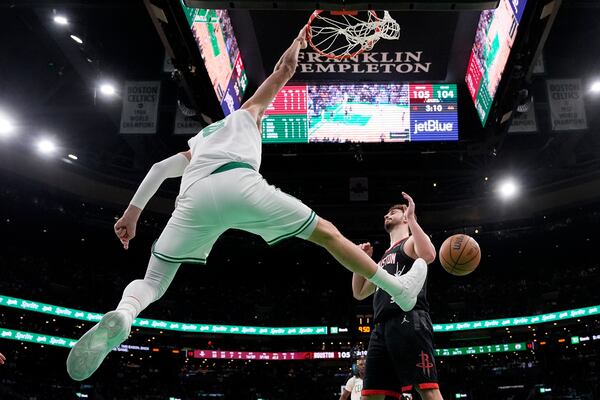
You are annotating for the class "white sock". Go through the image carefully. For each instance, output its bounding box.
[368,267,401,296]
[116,297,142,321]
[115,255,181,321]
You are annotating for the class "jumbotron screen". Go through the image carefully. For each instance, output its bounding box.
[465,0,528,125]
[262,83,458,143]
[180,1,248,115]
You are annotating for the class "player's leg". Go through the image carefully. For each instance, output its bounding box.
[415,388,443,400]
[230,170,425,309]
[361,322,402,400]
[307,217,427,311]
[361,395,385,400]
[67,177,223,381]
[115,255,181,321]
[67,256,180,381]
[393,310,440,400]
[307,218,378,275]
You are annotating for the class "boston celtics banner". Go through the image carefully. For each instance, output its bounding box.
[547,78,588,131]
[120,81,161,134]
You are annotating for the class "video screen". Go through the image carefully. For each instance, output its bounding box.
[262,83,458,143]
[180,2,248,115]
[465,0,528,125]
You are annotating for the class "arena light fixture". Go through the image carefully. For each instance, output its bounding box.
[70,34,83,44]
[99,82,117,97]
[0,113,15,137]
[36,138,57,155]
[53,15,68,25]
[590,80,600,94]
[68,154,78,160]
[498,178,519,199]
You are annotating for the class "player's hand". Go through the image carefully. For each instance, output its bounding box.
[402,192,415,221]
[0,352,6,365]
[359,242,373,257]
[296,25,308,49]
[114,206,141,250]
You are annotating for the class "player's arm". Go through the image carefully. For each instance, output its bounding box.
[0,352,6,365]
[241,26,307,121]
[114,151,191,249]
[402,192,436,264]
[352,243,377,300]
[339,389,351,400]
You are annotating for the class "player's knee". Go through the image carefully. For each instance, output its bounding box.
[307,217,342,246]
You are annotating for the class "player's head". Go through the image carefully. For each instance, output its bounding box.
[353,356,366,378]
[384,204,408,232]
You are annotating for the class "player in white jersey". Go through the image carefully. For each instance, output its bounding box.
[66,26,427,381]
[340,357,365,400]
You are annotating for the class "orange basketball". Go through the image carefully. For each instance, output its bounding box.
[439,234,481,276]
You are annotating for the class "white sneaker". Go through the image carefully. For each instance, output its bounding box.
[66,310,131,381]
[391,258,427,311]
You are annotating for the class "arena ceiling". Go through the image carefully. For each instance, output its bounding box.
[0,0,599,218]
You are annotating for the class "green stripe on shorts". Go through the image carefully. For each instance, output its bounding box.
[267,211,317,246]
[210,162,254,175]
[151,241,207,264]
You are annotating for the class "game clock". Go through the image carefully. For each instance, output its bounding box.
[358,325,371,334]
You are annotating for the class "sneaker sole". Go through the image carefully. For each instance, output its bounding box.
[66,311,129,381]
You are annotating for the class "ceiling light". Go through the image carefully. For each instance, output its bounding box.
[99,83,116,96]
[70,35,83,44]
[36,138,57,155]
[498,178,519,200]
[0,113,15,137]
[53,15,68,25]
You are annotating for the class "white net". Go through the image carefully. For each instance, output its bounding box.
[308,10,400,59]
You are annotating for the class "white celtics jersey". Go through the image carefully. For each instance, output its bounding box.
[180,109,262,194]
[344,376,363,400]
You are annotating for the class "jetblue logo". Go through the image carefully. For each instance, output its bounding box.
[414,120,454,133]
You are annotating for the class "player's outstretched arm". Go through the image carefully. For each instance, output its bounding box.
[242,26,307,121]
[114,151,191,249]
[402,192,436,264]
[352,243,377,300]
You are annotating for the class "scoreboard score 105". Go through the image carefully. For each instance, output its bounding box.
[262,82,458,143]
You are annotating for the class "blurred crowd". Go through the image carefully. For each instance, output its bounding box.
[1,175,599,399]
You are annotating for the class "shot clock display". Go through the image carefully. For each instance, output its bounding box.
[358,325,371,334]
[262,83,458,143]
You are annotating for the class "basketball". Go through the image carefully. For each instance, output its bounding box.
[439,234,481,276]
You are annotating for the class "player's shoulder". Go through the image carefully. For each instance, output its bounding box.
[345,375,356,386]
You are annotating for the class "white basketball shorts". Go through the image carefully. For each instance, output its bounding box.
[151,166,318,264]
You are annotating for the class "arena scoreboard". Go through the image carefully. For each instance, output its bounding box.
[262,83,458,143]
[465,0,529,125]
[179,1,248,115]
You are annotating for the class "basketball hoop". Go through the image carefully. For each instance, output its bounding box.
[306,10,400,60]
